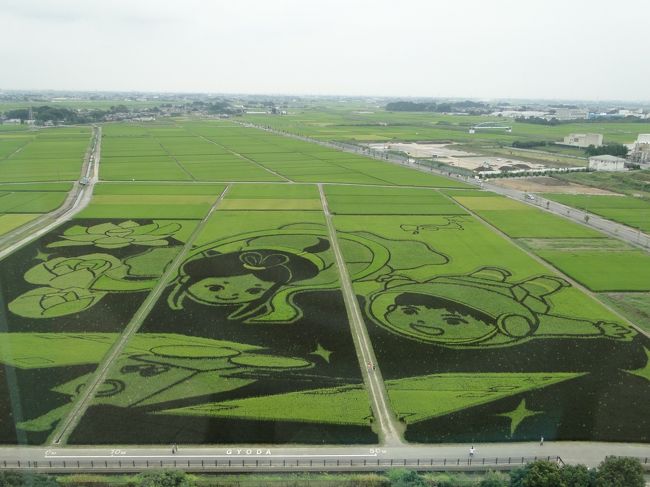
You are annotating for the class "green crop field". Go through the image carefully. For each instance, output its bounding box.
[544,193,650,232]
[0,184,73,236]
[535,250,650,292]
[325,185,467,215]
[453,195,604,238]
[600,293,650,333]
[331,192,647,443]
[243,109,650,146]
[0,119,648,447]
[67,207,376,444]
[77,183,224,219]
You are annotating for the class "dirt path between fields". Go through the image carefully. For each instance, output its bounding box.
[318,184,404,446]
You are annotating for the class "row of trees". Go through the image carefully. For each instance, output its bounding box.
[1,105,136,124]
[585,143,629,158]
[389,457,644,486]
[0,457,643,487]
[511,140,554,149]
[386,100,489,114]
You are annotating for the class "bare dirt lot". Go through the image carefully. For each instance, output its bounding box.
[490,176,618,195]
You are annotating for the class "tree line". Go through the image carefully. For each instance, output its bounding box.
[385,100,489,114]
[0,456,644,487]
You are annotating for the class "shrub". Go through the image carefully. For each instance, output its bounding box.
[478,470,508,487]
[0,472,59,487]
[595,457,644,487]
[133,470,195,487]
[560,464,595,487]
[387,469,427,487]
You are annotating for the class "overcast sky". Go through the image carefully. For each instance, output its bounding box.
[1,0,648,101]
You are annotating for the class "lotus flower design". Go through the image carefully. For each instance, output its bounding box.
[49,221,181,249]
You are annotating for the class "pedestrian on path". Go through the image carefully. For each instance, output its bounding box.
[469,446,475,458]
[540,436,544,446]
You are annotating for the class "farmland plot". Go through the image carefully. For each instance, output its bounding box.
[332,201,649,443]
[544,193,650,233]
[67,209,376,445]
[0,183,221,444]
[0,215,203,443]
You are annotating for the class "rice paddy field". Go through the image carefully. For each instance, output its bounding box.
[0,126,90,236]
[543,193,650,233]
[242,109,650,145]
[0,119,648,447]
[100,121,470,188]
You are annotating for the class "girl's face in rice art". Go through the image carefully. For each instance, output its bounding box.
[187,274,274,305]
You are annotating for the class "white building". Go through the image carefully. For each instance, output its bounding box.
[561,133,603,148]
[588,155,627,172]
[629,134,650,163]
[552,108,589,121]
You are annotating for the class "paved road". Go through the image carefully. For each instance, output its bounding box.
[0,441,648,472]
[319,184,403,446]
[0,125,101,261]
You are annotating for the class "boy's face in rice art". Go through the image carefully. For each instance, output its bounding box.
[385,295,496,345]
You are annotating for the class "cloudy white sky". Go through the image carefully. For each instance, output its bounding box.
[1,0,648,100]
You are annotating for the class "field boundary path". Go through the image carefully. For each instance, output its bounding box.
[0,125,101,260]
[238,121,650,251]
[318,184,404,446]
[183,128,293,182]
[49,185,232,445]
[0,442,648,473]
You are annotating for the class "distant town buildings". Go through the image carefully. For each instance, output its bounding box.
[561,133,603,148]
[588,155,627,172]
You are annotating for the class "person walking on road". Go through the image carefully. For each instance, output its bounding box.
[469,446,475,458]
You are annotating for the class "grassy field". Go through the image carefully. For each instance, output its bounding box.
[543,193,650,232]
